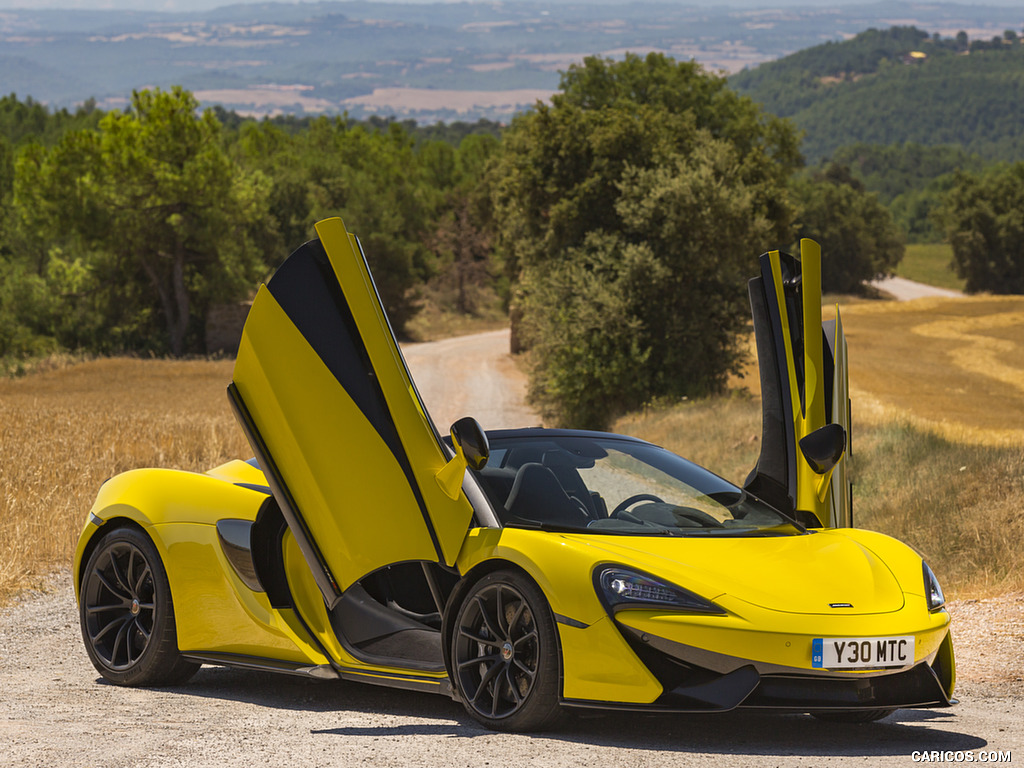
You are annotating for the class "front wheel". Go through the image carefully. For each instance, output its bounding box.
[79,526,200,686]
[450,570,562,731]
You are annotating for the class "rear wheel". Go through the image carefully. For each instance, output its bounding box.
[450,570,562,731]
[811,708,895,723]
[79,526,199,686]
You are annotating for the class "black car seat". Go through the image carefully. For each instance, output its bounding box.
[542,450,597,518]
[503,462,590,526]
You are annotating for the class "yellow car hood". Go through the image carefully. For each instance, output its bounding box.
[562,530,905,615]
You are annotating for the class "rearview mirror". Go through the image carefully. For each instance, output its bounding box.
[450,416,489,471]
[799,423,846,475]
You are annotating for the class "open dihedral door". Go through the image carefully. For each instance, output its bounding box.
[745,239,852,528]
[229,218,475,608]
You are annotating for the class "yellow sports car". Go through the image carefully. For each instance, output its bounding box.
[73,218,955,731]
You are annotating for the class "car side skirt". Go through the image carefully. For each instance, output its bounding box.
[182,651,450,695]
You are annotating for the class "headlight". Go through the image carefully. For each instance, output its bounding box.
[923,561,945,611]
[595,566,725,615]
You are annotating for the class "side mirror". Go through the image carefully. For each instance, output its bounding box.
[435,417,489,500]
[799,423,846,475]
[450,416,489,471]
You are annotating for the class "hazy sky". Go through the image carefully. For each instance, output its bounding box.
[0,0,1020,10]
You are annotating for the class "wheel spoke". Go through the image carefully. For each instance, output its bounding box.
[91,614,130,644]
[86,602,128,614]
[111,618,132,666]
[134,619,152,642]
[133,564,151,597]
[474,595,504,642]
[506,601,526,635]
[457,653,499,671]
[490,684,502,717]
[109,549,131,596]
[472,658,506,705]
[513,657,536,677]
[503,666,523,705]
[126,619,140,665]
[94,569,130,601]
[495,587,508,636]
[513,628,538,648]
[125,549,137,595]
[458,626,497,647]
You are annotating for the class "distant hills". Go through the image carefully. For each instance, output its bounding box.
[731,26,1024,162]
[0,1,1021,124]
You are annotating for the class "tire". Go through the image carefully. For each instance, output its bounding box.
[811,708,896,723]
[79,526,200,686]
[450,569,563,732]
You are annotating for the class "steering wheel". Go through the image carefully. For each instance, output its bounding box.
[611,493,664,517]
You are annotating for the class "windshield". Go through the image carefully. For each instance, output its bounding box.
[474,435,803,537]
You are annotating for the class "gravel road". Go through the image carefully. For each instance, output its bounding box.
[401,327,539,431]
[3,328,1022,767]
[2,582,1021,767]
[869,276,964,301]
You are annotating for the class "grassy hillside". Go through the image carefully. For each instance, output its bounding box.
[731,27,1024,162]
[896,244,964,291]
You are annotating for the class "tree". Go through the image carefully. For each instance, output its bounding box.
[421,133,501,316]
[938,163,1024,294]
[493,53,801,429]
[234,116,442,335]
[14,87,274,355]
[791,163,904,293]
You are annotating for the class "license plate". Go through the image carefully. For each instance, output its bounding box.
[811,636,914,669]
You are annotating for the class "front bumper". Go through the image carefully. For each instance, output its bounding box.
[559,610,956,714]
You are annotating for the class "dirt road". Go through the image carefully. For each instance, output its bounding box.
[870,275,964,301]
[401,327,539,431]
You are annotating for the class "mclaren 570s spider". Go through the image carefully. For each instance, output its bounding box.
[74,218,955,731]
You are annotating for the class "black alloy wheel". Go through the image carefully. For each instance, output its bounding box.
[80,526,199,686]
[451,570,561,731]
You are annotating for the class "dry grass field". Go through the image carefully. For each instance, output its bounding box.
[0,358,248,602]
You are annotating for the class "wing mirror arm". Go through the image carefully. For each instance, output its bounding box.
[799,423,847,503]
[435,417,489,501]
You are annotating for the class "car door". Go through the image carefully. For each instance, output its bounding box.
[229,218,475,608]
[745,239,852,528]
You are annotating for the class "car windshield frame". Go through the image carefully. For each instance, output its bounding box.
[469,431,806,539]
